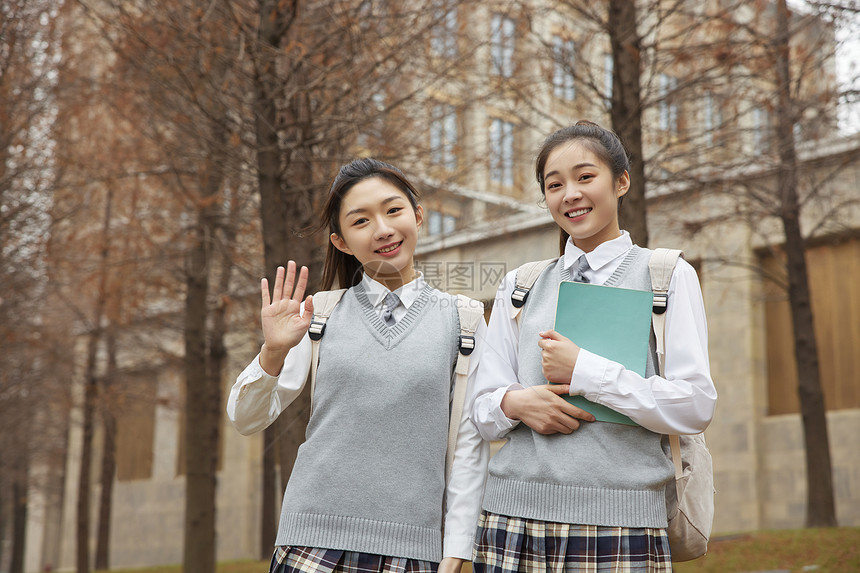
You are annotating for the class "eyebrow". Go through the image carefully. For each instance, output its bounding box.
[343,195,406,218]
[544,162,598,180]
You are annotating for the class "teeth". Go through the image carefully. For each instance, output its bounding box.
[566,208,591,218]
[377,242,400,253]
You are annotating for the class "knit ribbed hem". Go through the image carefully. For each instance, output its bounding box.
[481,475,668,529]
[276,512,442,563]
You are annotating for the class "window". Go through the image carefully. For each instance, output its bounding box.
[703,91,723,146]
[490,118,514,186]
[116,371,157,481]
[430,103,457,171]
[552,36,575,101]
[428,211,442,235]
[431,2,458,58]
[426,211,456,236]
[761,238,860,415]
[659,74,679,134]
[604,52,614,104]
[357,92,386,147]
[491,14,515,78]
[753,107,770,149]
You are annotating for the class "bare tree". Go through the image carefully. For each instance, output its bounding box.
[0,2,67,570]
[768,0,836,527]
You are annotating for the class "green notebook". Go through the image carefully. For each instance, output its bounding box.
[553,281,653,426]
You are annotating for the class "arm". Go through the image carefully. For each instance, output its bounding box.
[226,261,316,435]
[226,336,312,435]
[544,260,717,434]
[470,272,593,441]
[443,320,489,561]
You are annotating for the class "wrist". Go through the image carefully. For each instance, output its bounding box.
[500,389,522,421]
[259,343,288,376]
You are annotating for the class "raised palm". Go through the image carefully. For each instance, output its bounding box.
[260,261,314,353]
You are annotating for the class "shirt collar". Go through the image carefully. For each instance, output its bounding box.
[360,271,426,310]
[563,231,633,273]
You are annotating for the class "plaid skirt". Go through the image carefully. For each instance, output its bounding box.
[472,511,672,573]
[269,546,438,573]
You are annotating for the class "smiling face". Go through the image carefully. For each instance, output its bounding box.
[330,176,423,290]
[542,141,629,253]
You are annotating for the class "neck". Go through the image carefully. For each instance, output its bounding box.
[364,264,417,291]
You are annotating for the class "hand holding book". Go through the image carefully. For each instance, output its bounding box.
[552,281,654,426]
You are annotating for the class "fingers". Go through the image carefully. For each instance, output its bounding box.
[280,261,295,301]
[272,265,286,302]
[261,277,271,307]
[539,329,566,342]
[559,400,596,423]
[303,294,314,318]
[266,261,310,305]
[293,265,309,302]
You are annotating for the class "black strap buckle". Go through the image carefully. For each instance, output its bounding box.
[511,287,529,308]
[459,335,475,356]
[308,320,326,341]
[652,293,668,315]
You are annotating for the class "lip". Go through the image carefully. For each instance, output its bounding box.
[565,207,592,221]
[375,241,403,257]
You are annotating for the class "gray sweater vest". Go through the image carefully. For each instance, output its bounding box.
[482,246,675,528]
[276,282,460,562]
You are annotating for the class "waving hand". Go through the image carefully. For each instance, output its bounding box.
[259,261,314,375]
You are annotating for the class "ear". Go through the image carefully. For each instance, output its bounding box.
[330,233,353,255]
[616,171,631,198]
[414,204,424,231]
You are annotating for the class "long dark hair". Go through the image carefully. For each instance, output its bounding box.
[319,158,421,290]
[535,120,630,255]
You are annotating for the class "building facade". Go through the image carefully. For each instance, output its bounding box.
[16,1,860,571]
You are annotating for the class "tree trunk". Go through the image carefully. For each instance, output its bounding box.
[773,0,836,528]
[183,223,217,573]
[77,334,97,573]
[254,0,294,557]
[10,477,27,573]
[183,144,227,573]
[95,329,118,571]
[607,0,648,247]
[77,189,113,573]
[0,485,4,571]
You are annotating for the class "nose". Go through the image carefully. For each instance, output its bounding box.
[562,185,582,203]
[372,216,395,240]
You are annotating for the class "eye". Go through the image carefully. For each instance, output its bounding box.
[351,217,369,226]
[387,206,404,215]
[579,173,594,182]
[546,181,562,191]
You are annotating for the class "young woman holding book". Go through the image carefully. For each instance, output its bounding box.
[470,121,717,571]
[227,158,488,573]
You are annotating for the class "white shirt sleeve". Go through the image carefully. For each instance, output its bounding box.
[225,334,312,436]
[572,259,717,434]
[443,318,490,559]
[470,271,525,442]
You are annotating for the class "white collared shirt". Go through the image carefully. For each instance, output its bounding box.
[361,271,424,324]
[471,231,717,438]
[226,272,489,560]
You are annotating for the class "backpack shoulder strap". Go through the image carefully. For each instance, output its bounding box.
[308,288,347,412]
[649,248,684,374]
[446,295,485,481]
[648,248,685,480]
[510,258,557,321]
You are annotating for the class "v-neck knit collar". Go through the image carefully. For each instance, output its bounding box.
[353,279,434,346]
